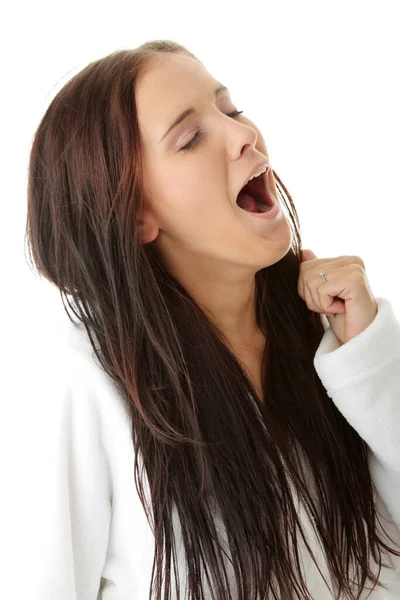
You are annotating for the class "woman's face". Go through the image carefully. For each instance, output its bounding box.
[136,52,291,275]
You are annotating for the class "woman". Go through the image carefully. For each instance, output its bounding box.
[25,40,400,599]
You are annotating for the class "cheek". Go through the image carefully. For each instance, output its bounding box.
[159,188,223,234]
[151,165,230,226]
[163,176,212,210]
[149,186,198,230]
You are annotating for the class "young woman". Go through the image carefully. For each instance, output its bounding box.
[25,40,400,599]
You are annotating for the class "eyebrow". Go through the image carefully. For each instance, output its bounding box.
[159,84,228,144]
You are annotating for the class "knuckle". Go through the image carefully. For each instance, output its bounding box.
[355,270,365,282]
[353,255,365,268]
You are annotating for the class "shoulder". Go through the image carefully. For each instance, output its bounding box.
[21,308,131,437]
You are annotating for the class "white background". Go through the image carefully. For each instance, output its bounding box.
[1,0,399,337]
[1,1,399,594]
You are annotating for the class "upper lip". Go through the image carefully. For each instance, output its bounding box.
[239,160,270,195]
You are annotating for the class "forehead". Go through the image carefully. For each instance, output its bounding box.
[136,53,226,143]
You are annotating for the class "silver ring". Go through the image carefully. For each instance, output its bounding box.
[319,271,327,282]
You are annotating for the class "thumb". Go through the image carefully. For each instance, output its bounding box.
[301,249,318,262]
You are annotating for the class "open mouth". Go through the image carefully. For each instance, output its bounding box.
[236,173,273,213]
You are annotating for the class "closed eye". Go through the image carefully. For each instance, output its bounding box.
[179,110,244,152]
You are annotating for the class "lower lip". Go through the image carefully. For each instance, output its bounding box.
[239,196,282,220]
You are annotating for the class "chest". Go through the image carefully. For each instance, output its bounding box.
[241,355,264,404]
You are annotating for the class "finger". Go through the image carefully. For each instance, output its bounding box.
[316,282,344,314]
[304,283,344,315]
[304,277,319,313]
[304,275,347,314]
[301,249,318,261]
[300,255,365,276]
[299,256,346,274]
[304,263,361,299]
[307,276,330,313]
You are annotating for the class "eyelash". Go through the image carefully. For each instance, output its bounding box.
[179,110,244,152]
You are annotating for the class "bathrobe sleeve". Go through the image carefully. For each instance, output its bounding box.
[7,346,113,600]
[313,297,400,527]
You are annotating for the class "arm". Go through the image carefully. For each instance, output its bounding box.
[11,349,113,599]
[314,296,400,525]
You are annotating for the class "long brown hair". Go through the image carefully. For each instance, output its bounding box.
[25,40,400,599]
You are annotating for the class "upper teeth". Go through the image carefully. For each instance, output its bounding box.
[247,165,267,184]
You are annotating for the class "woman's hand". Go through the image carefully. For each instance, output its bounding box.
[298,249,378,345]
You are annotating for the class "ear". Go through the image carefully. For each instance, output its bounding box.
[137,217,158,245]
